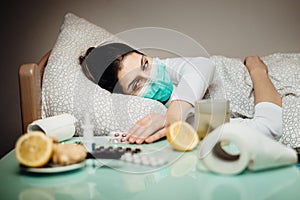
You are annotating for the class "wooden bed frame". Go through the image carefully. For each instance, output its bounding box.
[18,51,51,133]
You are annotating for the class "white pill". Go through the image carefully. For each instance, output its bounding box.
[157,158,166,165]
[132,154,140,159]
[125,156,133,162]
[141,159,150,165]
[133,157,142,164]
[149,157,157,162]
[149,160,159,166]
[123,152,132,158]
[120,155,126,161]
[140,156,149,161]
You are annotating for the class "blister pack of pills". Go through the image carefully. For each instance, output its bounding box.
[108,131,128,144]
[87,145,139,158]
[87,144,167,167]
[120,152,167,167]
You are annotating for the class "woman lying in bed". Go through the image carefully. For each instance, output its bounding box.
[79,43,282,144]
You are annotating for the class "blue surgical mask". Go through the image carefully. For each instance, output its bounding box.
[138,58,173,103]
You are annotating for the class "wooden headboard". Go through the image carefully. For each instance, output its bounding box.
[18,51,51,133]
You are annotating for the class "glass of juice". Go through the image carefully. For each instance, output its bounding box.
[194,99,230,140]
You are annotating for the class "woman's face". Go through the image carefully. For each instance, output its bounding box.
[117,52,152,96]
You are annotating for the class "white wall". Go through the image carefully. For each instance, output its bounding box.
[1,0,299,157]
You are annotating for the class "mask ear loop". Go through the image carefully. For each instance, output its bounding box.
[137,79,152,97]
[137,60,158,97]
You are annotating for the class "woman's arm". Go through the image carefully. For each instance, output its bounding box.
[164,57,216,106]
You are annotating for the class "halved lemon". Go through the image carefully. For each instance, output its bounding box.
[15,131,53,167]
[167,121,199,151]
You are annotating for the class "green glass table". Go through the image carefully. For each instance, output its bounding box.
[1,137,299,200]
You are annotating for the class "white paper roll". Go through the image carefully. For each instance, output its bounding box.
[198,123,298,175]
[27,113,77,142]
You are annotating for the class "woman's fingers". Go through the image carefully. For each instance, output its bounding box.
[128,123,162,144]
[128,126,167,144]
[126,116,149,143]
[128,125,148,144]
[126,114,167,144]
[145,127,167,144]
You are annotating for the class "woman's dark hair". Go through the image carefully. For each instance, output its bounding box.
[79,44,144,93]
[79,47,96,82]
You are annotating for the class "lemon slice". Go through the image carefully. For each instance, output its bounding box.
[167,121,199,151]
[15,131,53,167]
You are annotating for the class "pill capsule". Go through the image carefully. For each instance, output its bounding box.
[114,133,120,137]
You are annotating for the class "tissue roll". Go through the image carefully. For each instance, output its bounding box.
[27,114,77,142]
[198,123,297,175]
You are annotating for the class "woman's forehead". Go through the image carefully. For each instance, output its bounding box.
[118,53,142,79]
[117,53,142,86]
[121,53,143,73]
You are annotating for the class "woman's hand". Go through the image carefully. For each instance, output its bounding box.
[126,113,169,144]
[126,100,193,144]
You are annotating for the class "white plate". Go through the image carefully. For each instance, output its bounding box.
[20,161,86,173]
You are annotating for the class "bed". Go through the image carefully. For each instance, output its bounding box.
[18,13,300,148]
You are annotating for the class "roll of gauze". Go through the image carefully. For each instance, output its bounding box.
[198,123,297,175]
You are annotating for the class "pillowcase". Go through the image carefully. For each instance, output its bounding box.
[42,13,166,135]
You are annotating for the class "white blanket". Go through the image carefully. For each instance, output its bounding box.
[207,53,300,148]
